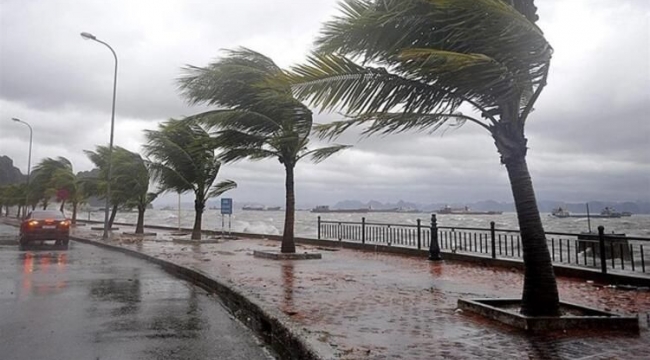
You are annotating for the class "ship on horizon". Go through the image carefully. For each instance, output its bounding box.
[243,205,282,211]
[311,205,369,213]
[551,206,629,219]
[436,205,503,215]
[311,205,424,214]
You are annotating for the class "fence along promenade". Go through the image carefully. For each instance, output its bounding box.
[318,215,650,277]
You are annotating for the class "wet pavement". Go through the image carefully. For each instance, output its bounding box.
[65,224,650,360]
[0,233,275,360]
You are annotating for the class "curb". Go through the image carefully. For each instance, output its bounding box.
[71,235,324,360]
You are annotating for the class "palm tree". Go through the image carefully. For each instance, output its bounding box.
[143,119,237,240]
[111,151,157,234]
[287,0,557,316]
[178,48,349,253]
[85,146,146,229]
[50,167,91,224]
[31,157,74,213]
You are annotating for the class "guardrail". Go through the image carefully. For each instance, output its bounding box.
[318,215,650,276]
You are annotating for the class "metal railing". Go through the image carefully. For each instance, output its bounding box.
[318,215,650,276]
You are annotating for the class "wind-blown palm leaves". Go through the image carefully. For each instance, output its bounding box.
[31,157,75,213]
[287,0,558,316]
[178,48,349,253]
[85,146,148,229]
[143,119,237,240]
[110,150,157,234]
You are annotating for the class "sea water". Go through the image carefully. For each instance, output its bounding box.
[82,209,650,238]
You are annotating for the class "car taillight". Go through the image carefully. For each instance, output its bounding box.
[28,220,39,227]
[59,220,70,227]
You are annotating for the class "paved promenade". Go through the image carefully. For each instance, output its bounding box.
[62,223,650,360]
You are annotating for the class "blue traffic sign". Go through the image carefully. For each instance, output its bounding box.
[220,198,233,215]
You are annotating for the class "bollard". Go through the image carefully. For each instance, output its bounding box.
[317,216,321,240]
[490,221,496,259]
[417,219,422,250]
[598,225,607,274]
[361,217,366,244]
[428,214,442,261]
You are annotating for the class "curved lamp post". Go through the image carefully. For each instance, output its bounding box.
[80,31,118,240]
[11,117,32,217]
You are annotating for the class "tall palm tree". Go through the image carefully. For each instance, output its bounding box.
[178,48,349,253]
[143,119,237,240]
[287,0,557,316]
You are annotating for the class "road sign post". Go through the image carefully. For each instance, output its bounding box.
[220,198,233,238]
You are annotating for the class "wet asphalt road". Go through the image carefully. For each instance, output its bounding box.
[0,237,275,360]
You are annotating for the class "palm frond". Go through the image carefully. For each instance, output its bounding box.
[207,179,237,198]
[218,148,279,163]
[315,111,485,140]
[289,53,463,115]
[304,0,552,119]
[147,162,194,193]
[299,145,351,163]
[188,109,282,135]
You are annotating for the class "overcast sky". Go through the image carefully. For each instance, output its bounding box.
[1,0,648,207]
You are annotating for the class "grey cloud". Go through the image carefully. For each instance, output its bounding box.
[1,0,648,206]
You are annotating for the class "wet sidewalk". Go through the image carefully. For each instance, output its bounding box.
[72,225,650,360]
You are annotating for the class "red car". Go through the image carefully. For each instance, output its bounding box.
[19,210,71,250]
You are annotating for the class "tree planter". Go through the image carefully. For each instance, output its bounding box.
[253,250,322,260]
[458,298,639,333]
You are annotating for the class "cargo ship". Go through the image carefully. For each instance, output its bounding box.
[436,205,502,215]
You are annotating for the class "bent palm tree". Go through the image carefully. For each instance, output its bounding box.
[109,149,156,234]
[144,119,237,240]
[288,0,558,316]
[31,157,74,213]
[178,48,349,253]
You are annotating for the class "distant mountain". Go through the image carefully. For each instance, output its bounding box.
[0,155,26,185]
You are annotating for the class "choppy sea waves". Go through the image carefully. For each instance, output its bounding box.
[79,209,650,238]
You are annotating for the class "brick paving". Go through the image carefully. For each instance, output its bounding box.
[70,226,650,359]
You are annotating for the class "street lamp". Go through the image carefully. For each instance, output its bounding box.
[81,31,118,240]
[11,118,32,217]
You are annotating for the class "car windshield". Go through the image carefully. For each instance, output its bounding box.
[29,210,66,220]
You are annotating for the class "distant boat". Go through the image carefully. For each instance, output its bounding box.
[551,207,571,218]
[599,207,622,218]
[311,205,369,213]
[243,206,265,211]
[242,206,281,211]
[436,205,502,215]
[621,211,633,217]
[551,206,622,219]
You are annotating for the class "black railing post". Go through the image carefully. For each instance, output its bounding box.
[361,217,366,244]
[598,225,607,274]
[417,219,422,250]
[490,221,496,259]
[317,216,321,240]
[428,214,442,261]
[338,222,342,242]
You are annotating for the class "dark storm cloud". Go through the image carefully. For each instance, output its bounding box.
[0,0,648,205]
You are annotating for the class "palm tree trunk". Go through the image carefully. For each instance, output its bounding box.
[71,202,78,224]
[108,204,118,228]
[281,164,296,253]
[136,205,145,234]
[59,200,65,215]
[504,154,560,316]
[192,199,204,240]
